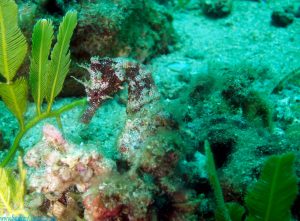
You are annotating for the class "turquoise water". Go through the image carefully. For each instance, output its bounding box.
[0,0,300,220]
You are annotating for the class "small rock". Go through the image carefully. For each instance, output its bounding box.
[201,0,232,18]
[177,73,191,83]
[185,49,205,60]
[167,61,191,73]
[271,10,294,27]
[294,6,300,18]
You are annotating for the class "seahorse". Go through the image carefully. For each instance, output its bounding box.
[81,57,178,174]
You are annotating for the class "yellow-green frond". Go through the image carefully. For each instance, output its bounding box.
[0,0,27,82]
[15,157,26,212]
[46,11,77,111]
[29,19,54,115]
[0,167,14,214]
[0,78,28,129]
[0,157,27,216]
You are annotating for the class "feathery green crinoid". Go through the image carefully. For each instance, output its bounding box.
[0,0,85,167]
[0,157,27,216]
[245,153,298,221]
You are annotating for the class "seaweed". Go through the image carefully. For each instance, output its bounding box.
[176,0,191,9]
[245,153,298,221]
[0,157,27,216]
[205,140,298,221]
[205,140,245,221]
[0,0,86,167]
[271,67,300,94]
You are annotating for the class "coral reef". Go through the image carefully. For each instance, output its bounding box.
[16,0,175,96]
[25,124,116,193]
[25,123,202,220]
[72,0,174,62]
[83,175,155,220]
[2,0,300,219]
[173,63,295,192]
[24,59,205,220]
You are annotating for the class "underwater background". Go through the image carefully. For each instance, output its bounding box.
[0,0,300,220]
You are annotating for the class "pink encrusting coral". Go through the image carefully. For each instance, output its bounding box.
[24,124,165,220]
[24,124,116,220]
[83,175,155,221]
[42,124,67,150]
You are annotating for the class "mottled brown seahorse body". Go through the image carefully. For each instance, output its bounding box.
[81,57,178,173]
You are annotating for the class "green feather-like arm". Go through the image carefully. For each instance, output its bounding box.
[0,78,28,130]
[0,4,85,166]
[29,19,54,115]
[205,140,232,221]
[245,153,298,221]
[0,98,87,167]
[0,157,27,216]
[0,0,27,82]
[0,0,28,129]
[46,11,77,112]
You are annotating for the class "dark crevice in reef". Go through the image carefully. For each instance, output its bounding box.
[153,194,175,221]
[205,137,235,169]
[42,0,64,15]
